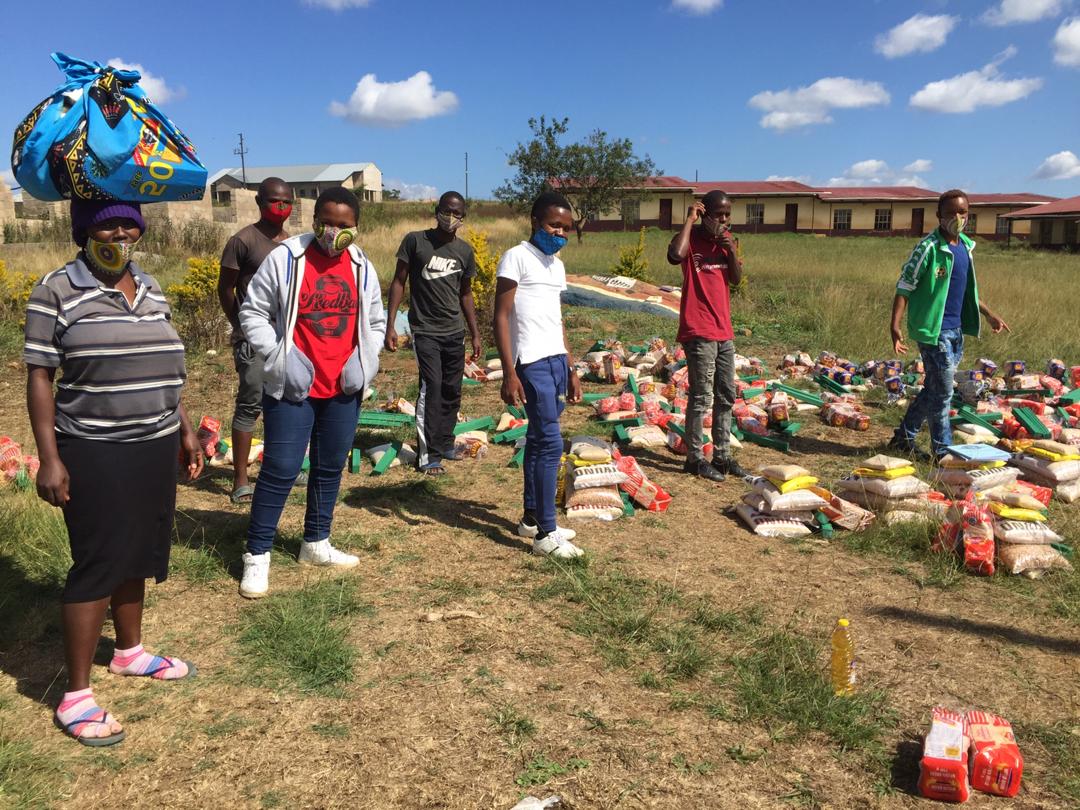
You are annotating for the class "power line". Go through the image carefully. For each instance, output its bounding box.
[234,133,249,185]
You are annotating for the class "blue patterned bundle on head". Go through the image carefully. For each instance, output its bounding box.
[11,53,206,203]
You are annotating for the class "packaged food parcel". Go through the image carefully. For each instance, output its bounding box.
[614,452,671,512]
[965,711,1023,798]
[918,707,970,803]
[997,543,1072,577]
[196,416,222,458]
[735,503,813,539]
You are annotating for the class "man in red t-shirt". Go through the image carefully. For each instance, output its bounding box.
[667,190,747,482]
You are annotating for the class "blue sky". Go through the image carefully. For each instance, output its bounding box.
[2,0,1079,199]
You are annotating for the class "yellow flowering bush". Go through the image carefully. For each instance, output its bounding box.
[166,257,229,350]
[0,259,38,323]
[462,227,502,342]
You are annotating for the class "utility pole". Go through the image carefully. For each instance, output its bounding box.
[464,152,469,201]
[234,133,249,186]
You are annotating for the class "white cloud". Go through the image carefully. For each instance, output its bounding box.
[329,71,458,127]
[825,159,929,188]
[302,0,373,9]
[106,59,182,103]
[748,77,890,131]
[909,46,1042,113]
[1033,150,1080,179]
[983,0,1065,26]
[903,159,934,173]
[766,174,812,183]
[383,178,438,200]
[1053,18,1080,66]
[672,0,723,14]
[875,14,959,58]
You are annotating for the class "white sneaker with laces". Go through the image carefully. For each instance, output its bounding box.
[532,528,585,559]
[517,518,577,541]
[239,552,271,599]
[298,539,360,568]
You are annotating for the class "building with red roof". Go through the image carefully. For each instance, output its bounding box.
[1001,194,1080,248]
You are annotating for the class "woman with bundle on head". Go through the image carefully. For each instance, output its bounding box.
[24,198,203,747]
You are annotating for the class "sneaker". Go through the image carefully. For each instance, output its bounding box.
[886,436,932,463]
[239,552,271,599]
[712,457,750,479]
[298,539,360,568]
[516,516,576,541]
[533,528,585,558]
[683,460,725,482]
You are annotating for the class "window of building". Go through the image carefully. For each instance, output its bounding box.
[874,208,892,230]
[833,209,852,231]
[1065,219,1078,245]
[995,215,1010,235]
[746,203,764,225]
[620,198,640,226]
[965,214,977,234]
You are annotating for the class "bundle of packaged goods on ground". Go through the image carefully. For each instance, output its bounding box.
[919,707,1024,802]
[834,455,945,524]
[0,436,40,489]
[1007,437,1080,504]
[557,436,671,519]
[735,464,873,538]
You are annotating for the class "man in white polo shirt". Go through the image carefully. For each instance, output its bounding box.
[493,191,584,558]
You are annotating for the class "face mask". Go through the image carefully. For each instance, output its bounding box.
[703,216,727,238]
[260,202,293,225]
[313,222,358,256]
[436,211,463,233]
[943,214,966,238]
[531,229,567,256]
[85,238,138,276]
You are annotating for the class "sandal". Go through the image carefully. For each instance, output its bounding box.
[420,463,446,476]
[109,654,197,681]
[230,484,256,503]
[54,706,126,747]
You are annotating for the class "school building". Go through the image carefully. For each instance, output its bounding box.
[1001,195,1080,248]
[209,162,383,204]
[567,177,1058,240]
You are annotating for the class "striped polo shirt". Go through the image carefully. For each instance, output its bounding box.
[23,257,187,442]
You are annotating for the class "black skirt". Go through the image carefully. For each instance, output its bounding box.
[57,431,180,603]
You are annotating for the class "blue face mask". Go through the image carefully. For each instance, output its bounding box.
[531,229,567,256]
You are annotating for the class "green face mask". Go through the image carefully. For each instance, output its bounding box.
[313,222,358,256]
[85,238,138,276]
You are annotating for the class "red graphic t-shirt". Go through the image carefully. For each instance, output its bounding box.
[293,245,359,398]
[677,228,735,344]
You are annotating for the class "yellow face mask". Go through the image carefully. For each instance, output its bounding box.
[86,238,138,275]
[313,222,358,257]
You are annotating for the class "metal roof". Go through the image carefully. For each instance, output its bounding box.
[210,163,374,186]
[694,180,818,196]
[815,186,939,201]
[966,193,1059,206]
[1001,194,1080,219]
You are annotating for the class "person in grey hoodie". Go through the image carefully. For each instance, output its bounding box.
[237,187,385,598]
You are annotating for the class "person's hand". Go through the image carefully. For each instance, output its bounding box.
[891,326,908,356]
[719,228,738,254]
[501,372,526,407]
[470,335,482,362]
[180,430,204,481]
[686,202,705,224]
[384,328,398,353]
[567,370,582,404]
[36,458,70,507]
[987,313,1010,334]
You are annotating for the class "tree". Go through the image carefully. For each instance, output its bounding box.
[495,116,658,242]
[382,186,402,201]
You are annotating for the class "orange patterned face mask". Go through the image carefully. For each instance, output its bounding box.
[86,238,138,275]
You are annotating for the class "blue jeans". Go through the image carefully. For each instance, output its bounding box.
[895,327,964,457]
[246,393,360,554]
[517,355,567,535]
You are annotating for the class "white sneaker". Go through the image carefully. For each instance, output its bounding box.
[517,518,576,541]
[240,552,271,599]
[298,539,360,568]
[532,528,585,559]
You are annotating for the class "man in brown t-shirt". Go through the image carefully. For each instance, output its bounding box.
[218,176,293,502]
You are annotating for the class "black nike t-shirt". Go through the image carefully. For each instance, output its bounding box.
[395,229,477,336]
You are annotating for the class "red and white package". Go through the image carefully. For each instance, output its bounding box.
[919,707,970,803]
[614,452,671,511]
[196,416,222,458]
[966,711,1023,798]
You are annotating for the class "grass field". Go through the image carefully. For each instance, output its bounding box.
[0,227,1078,808]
